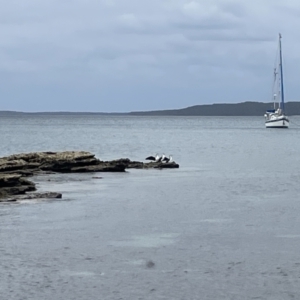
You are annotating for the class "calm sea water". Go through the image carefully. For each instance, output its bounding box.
[1,115,300,300]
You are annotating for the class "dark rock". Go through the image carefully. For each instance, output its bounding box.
[9,170,35,176]
[1,192,62,203]
[153,162,179,169]
[40,157,101,172]
[70,163,126,173]
[0,151,100,174]
[108,158,179,169]
[0,173,36,199]
[126,161,144,169]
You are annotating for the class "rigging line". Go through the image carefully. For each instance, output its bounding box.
[273,43,279,68]
[270,44,280,103]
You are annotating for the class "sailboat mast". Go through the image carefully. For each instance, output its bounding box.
[279,33,285,111]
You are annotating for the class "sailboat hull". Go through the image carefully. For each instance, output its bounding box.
[265,116,289,128]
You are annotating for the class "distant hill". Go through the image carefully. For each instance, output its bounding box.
[1,102,300,116]
[129,102,300,116]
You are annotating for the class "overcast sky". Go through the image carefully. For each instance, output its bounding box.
[1,0,300,112]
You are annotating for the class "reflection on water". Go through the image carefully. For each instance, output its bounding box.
[109,233,180,248]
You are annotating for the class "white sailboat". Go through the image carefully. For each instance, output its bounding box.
[264,34,289,128]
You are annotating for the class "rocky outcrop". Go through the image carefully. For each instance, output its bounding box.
[0,151,179,201]
[0,151,179,175]
[0,151,122,174]
[105,158,179,169]
[0,173,36,199]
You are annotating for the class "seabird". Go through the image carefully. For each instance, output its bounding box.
[162,155,172,163]
[145,154,159,161]
[145,155,155,161]
[157,154,165,163]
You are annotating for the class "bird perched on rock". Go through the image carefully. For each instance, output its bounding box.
[162,155,172,163]
[145,154,159,161]
[156,154,165,163]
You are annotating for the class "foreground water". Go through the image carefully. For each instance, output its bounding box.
[1,115,300,299]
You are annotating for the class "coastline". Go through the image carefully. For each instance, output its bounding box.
[2,101,300,116]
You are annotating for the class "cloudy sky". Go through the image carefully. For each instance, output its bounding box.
[1,0,300,112]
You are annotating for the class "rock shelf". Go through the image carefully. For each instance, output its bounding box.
[0,151,179,201]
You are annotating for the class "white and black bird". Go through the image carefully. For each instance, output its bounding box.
[157,154,165,163]
[145,154,159,161]
[162,155,173,163]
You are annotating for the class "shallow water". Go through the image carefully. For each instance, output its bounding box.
[1,115,300,299]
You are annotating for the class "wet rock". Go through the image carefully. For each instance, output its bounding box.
[0,151,128,174]
[1,192,62,203]
[0,173,36,199]
[109,158,179,169]
[149,161,179,169]
[70,162,126,173]
[0,159,40,174]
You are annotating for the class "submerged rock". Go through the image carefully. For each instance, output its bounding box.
[146,260,155,268]
[1,192,62,203]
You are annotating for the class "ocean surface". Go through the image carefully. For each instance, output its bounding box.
[1,115,300,300]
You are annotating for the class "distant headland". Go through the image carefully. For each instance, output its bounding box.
[1,101,300,116]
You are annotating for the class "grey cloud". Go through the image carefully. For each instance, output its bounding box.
[0,0,300,111]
